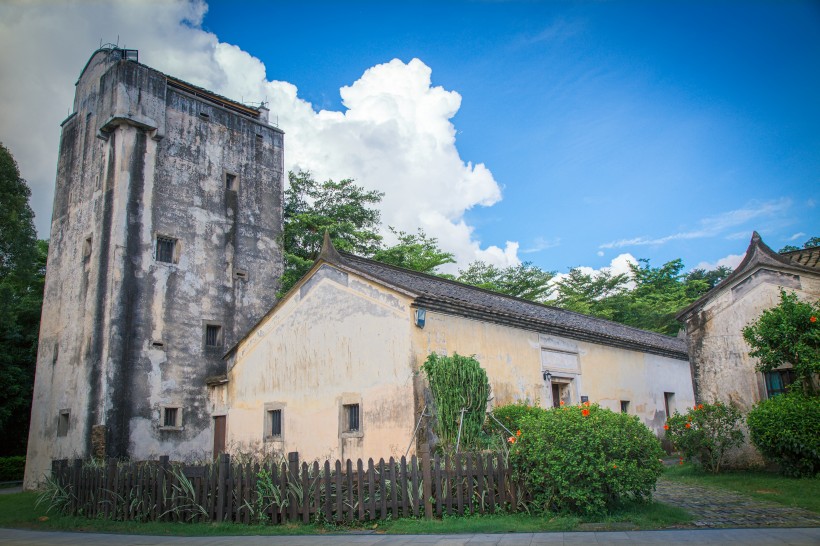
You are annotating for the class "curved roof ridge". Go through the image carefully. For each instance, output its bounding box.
[676,231,819,320]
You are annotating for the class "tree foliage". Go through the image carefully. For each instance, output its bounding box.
[457,261,555,302]
[370,227,455,274]
[552,268,628,320]
[421,352,491,454]
[281,170,384,293]
[0,142,46,455]
[779,235,820,253]
[742,290,820,395]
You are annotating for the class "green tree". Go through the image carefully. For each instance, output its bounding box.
[614,259,694,335]
[457,261,555,302]
[0,143,46,455]
[370,227,455,274]
[742,290,820,395]
[281,170,384,294]
[779,235,820,253]
[683,265,732,296]
[552,268,629,320]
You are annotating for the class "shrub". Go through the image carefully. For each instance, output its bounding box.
[421,352,491,453]
[485,401,543,436]
[747,393,820,477]
[665,402,744,473]
[510,403,664,516]
[0,456,25,481]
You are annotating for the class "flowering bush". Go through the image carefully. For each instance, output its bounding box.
[485,400,542,436]
[665,402,744,473]
[747,393,820,477]
[510,403,664,516]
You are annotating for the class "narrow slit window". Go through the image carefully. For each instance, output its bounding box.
[199,111,210,120]
[343,403,359,432]
[664,392,675,419]
[57,410,70,437]
[205,324,222,347]
[83,236,92,258]
[156,236,177,263]
[620,400,630,414]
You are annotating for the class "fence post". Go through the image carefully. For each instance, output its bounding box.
[158,455,170,521]
[72,459,82,515]
[217,453,229,522]
[287,452,299,522]
[420,445,433,519]
[104,458,117,518]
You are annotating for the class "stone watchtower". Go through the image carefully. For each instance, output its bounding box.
[24,47,284,487]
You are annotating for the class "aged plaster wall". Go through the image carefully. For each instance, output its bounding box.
[223,265,417,463]
[686,270,820,412]
[25,49,284,488]
[410,311,694,438]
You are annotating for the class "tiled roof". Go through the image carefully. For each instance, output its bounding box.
[325,245,688,361]
[782,246,820,269]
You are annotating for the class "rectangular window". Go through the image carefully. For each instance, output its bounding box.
[765,369,796,397]
[620,400,630,414]
[343,403,359,432]
[57,410,70,437]
[156,236,177,263]
[664,392,675,419]
[83,236,92,258]
[205,324,222,347]
[162,407,181,428]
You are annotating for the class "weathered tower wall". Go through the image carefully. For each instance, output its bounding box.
[25,48,284,488]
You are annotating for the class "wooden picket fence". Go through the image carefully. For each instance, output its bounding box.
[50,451,526,523]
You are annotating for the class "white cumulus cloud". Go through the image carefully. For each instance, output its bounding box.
[0,0,516,267]
[694,254,743,272]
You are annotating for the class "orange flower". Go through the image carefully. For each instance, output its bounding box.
[583,401,591,407]
[516,430,522,437]
[663,424,669,430]
[685,422,691,428]
[694,404,698,410]
[679,460,684,465]
[507,436,515,444]
[613,464,617,469]
[559,400,565,406]
[698,404,704,410]
[811,316,817,323]
[582,409,590,417]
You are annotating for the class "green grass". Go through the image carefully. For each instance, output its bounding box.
[663,464,820,513]
[0,492,691,536]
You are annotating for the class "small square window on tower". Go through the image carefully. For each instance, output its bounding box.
[204,323,223,347]
[155,235,178,264]
[161,406,183,429]
[620,400,630,414]
[83,236,92,259]
[225,172,238,191]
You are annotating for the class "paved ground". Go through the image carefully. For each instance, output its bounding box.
[0,527,819,545]
[654,477,820,528]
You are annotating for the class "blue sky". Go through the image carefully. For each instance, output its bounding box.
[0,0,817,275]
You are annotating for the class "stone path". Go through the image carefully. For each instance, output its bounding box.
[654,477,820,528]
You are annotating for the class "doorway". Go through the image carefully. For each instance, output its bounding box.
[213,416,226,460]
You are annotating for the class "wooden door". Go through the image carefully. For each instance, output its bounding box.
[213,416,226,459]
